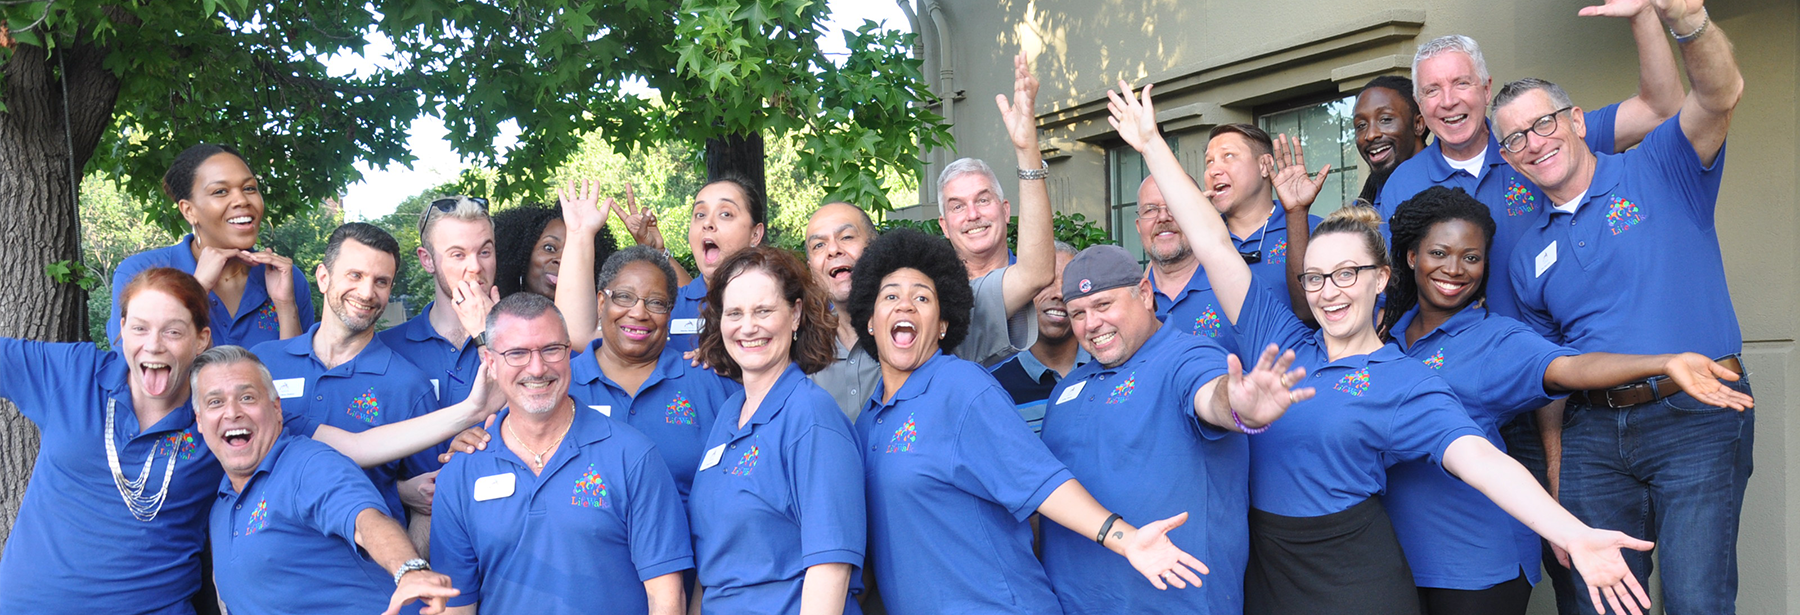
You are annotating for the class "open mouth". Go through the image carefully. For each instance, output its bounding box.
[962,222,991,238]
[221,427,253,449]
[1319,303,1351,322]
[1363,142,1394,164]
[1530,147,1560,167]
[735,337,769,351]
[702,239,721,265]
[888,320,918,348]
[226,215,256,230]
[1087,330,1117,350]
[828,264,853,281]
[140,361,173,396]
[1430,278,1470,297]
[546,273,559,287]
[518,377,557,391]
[618,324,654,341]
[1042,308,1068,323]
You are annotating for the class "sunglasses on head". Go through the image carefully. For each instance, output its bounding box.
[430,196,489,213]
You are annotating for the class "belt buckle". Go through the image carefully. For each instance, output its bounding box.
[1601,388,1628,409]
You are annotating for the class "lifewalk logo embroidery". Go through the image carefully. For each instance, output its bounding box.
[1193,306,1222,338]
[666,392,696,425]
[1334,369,1371,397]
[347,389,381,424]
[1107,374,1138,405]
[886,413,918,453]
[1505,177,1539,217]
[1267,238,1288,264]
[1422,349,1445,370]
[159,429,201,461]
[1605,195,1645,235]
[244,499,269,535]
[728,446,761,477]
[253,303,279,331]
[572,464,610,508]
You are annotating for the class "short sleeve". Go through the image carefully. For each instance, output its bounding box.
[1583,103,1620,155]
[1485,321,1580,418]
[399,384,446,478]
[290,268,318,331]
[106,261,139,344]
[293,446,390,546]
[1381,379,1483,470]
[1231,283,1312,355]
[954,268,1036,368]
[1166,338,1233,438]
[625,447,696,581]
[789,421,866,569]
[0,338,100,427]
[282,409,319,439]
[950,385,1075,521]
[1635,113,1727,228]
[430,457,482,607]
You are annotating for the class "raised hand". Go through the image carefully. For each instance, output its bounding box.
[1105,81,1161,152]
[1271,133,1332,214]
[383,569,459,615]
[1121,512,1210,590]
[238,249,297,306]
[994,53,1041,152]
[1664,352,1754,410]
[465,353,507,421]
[191,245,242,291]
[1564,528,1655,615]
[557,179,613,235]
[1580,0,1702,27]
[1227,344,1314,429]
[615,183,663,250]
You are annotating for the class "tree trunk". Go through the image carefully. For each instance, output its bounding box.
[0,31,124,546]
[704,131,766,203]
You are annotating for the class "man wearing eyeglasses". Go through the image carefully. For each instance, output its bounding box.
[1497,2,1751,612]
[431,293,692,615]
[380,195,497,408]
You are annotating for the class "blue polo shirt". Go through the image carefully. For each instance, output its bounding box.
[211,435,392,615]
[251,326,442,522]
[108,234,316,348]
[989,348,1090,433]
[567,339,742,502]
[1384,305,1577,589]
[0,340,220,615]
[856,352,1072,613]
[1376,105,1617,319]
[1236,204,1320,293]
[667,278,708,353]
[1153,207,1318,361]
[378,304,483,406]
[1510,114,1739,359]
[688,363,865,614]
[1039,325,1243,615]
[1232,284,1483,518]
[431,406,694,612]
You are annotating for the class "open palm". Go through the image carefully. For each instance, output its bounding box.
[1271,133,1331,214]
[1106,81,1160,152]
[1227,344,1313,427]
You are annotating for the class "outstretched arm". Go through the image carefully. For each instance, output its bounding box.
[1037,480,1209,590]
[1445,436,1656,615]
[1544,351,1752,409]
[1271,133,1329,326]
[1107,82,1255,323]
[996,53,1056,317]
[553,179,615,349]
[313,359,503,468]
[1592,4,1685,150]
[356,508,460,615]
[1583,0,1741,165]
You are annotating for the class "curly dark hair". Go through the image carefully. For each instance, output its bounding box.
[493,202,618,298]
[846,228,973,359]
[697,246,838,378]
[1377,186,1497,340]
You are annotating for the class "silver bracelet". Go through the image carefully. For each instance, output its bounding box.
[1018,161,1049,181]
[1670,8,1710,44]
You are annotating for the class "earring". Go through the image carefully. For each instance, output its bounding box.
[938,331,946,339]
[793,330,798,341]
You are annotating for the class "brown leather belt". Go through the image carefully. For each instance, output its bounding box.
[1569,355,1744,409]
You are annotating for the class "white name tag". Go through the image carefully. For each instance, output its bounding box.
[1535,241,1558,278]
[698,444,727,471]
[589,405,612,417]
[669,318,703,335]
[430,379,441,398]
[273,378,305,399]
[1056,380,1087,405]
[473,472,516,502]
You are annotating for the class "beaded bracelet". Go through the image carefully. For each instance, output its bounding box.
[1233,409,1269,435]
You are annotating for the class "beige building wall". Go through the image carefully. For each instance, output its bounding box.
[904,1,1799,613]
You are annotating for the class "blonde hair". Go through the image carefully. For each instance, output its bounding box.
[1311,205,1390,269]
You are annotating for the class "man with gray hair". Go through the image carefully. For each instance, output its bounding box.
[1496,1,1751,612]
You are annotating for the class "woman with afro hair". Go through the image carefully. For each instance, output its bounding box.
[1373,185,1750,615]
[492,200,617,299]
[846,228,1206,614]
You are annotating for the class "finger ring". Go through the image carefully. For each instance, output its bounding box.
[1288,391,1297,403]
[455,297,465,305]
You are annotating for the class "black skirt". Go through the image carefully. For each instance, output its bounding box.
[1245,496,1421,615]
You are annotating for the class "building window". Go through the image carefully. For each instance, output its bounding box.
[1257,95,1362,214]
[1107,135,1176,263]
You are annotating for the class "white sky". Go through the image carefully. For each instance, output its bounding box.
[335,0,912,221]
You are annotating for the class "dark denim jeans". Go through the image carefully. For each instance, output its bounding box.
[1499,411,1582,615]
[1558,375,1755,614]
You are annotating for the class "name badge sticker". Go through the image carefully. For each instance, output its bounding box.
[589,405,612,417]
[669,318,703,335]
[699,444,727,471]
[1056,380,1087,405]
[473,473,516,502]
[429,379,441,398]
[1535,241,1558,278]
[272,378,305,399]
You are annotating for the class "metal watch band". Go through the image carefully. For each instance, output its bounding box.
[394,558,431,586]
[1018,161,1050,180]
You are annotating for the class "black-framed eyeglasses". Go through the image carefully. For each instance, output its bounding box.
[604,289,673,315]
[494,343,571,367]
[1499,106,1574,153]
[1297,265,1380,292]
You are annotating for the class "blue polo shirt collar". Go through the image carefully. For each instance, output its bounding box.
[740,363,807,431]
[1308,330,1408,371]
[868,351,949,415]
[277,324,395,376]
[1541,155,1627,225]
[216,434,297,496]
[679,278,708,302]
[1422,125,1507,183]
[1389,304,1491,353]
[1230,201,1288,247]
[398,302,465,346]
[1086,322,1186,377]
[1013,347,1090,382]
[570,338,684,393]
[489,404,614,474]
[97,351,200,438]
[1149,262,1213,299]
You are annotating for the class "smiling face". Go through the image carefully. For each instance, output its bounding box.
[938,172,1011,262]
[317,239,396,335]
[1415,51,1492,154]
[871,268,948,376]
[178,153,264,251]
[719,269,800,378]
[1303,233,1389,341]
[1354,86,1426,175]
[526,218,566,297]
[194,360,283,486]
[805,203,874,305]
[1034,251,1077,342]
[689,182,766,281]
[1134,178,1192,266]
[601,260,674,363]
[120,289,212,403]
[486,311,573,415]
[1409,219,1487,313]
[1067,282,1159,368]
[1495,89,1590,198]
[1203,133,1273,217]
[421,217,498,301]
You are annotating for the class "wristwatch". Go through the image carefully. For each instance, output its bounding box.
[473,331,489,348]
[394,558,431,585]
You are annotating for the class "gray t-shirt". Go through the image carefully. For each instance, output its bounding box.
[813,267,1037,420]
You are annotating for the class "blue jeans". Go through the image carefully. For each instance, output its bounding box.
[1559,375,1754,614]
[1499,412,1581,615]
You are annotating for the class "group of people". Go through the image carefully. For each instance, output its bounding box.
[0,1,1756,614]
